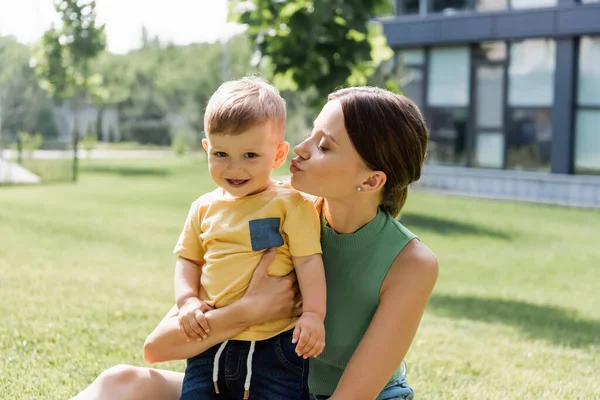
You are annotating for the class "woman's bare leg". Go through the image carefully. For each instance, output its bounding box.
[71,365,184,400]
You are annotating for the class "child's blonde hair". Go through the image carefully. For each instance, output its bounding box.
[204,76,286,138]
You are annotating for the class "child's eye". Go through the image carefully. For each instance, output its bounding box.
[214,152,227,157]
[245,152,258,159]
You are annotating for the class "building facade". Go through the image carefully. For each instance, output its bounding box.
[382,0,600,207]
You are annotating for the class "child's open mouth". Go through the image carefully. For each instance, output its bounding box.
[226,179,250,187]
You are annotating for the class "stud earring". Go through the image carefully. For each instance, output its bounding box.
[357,186,362,192]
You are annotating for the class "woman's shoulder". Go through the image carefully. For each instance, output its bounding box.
[382,239,438,294]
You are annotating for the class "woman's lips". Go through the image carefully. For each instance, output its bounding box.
[290,159,302,174]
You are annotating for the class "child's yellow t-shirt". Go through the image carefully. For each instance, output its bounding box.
[173,182,322,341]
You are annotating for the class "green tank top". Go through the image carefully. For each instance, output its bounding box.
[308,207,418,396]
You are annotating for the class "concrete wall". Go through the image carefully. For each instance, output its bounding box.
[416,165,600,207]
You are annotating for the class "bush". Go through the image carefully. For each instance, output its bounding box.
[17,132,43,159]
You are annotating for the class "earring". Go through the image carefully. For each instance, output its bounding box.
[357,186,362,192]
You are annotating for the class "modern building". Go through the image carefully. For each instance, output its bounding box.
[382,0,600,207]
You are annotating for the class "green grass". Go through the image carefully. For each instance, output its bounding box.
[94,141,171,151]
[20,158,74,183]
[1,156,599,399]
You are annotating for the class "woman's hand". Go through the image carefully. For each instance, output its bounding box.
[242,248,303,325]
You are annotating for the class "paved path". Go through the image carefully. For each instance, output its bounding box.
[0,149,173,160]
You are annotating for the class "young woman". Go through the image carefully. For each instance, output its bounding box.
[73,87,438,400]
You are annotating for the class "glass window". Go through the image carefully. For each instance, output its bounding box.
[475,0,508,11]
[508,40,556,107]
[396,50,425,109]
[575,111,600,175]
[474,42,507,63]
[400,49,425,66]
[476,66,504,128]
[510,0,557,8]
[399,69,424,110]
[474,132,504,168]
[427,108,469,166]
[396,0,420,14]
[506,109,552,171]
[431,0,469,13]
[428,46,470,106]
[578,37,600,107]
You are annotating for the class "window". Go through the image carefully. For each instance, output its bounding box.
[508,40,555,107]
[395,49,425,109]
[427,108,469,165]
[476,66,504,127]
[396,0,420,14]
[472,42,506,169]
[506,40,554,171]
[473,65,505,168]
[426,46,470,166]
[475,133,504,168]
[506,109,552,171]
[431,0,470,13]
[510,0,557,9]
[475,0,508,11]
[575,37,600,175]
[428,47,470,106]
[577,37,600,108]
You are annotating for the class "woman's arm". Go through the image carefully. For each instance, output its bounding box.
[144,249,301,364]
[330,240,438,400]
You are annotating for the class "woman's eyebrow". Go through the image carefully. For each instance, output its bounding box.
[312,123,338,144]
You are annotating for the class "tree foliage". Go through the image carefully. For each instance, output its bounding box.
[230,0,396,104]
[35,0,106,102]
[0,36,58,139]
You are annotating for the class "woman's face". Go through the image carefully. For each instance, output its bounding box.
[290,100,369,199]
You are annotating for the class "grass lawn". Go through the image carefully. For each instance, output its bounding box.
[1,156,599,399]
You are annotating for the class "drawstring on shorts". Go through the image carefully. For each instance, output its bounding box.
[212,340,256,399]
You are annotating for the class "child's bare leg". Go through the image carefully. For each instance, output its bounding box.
[71,365,184,400]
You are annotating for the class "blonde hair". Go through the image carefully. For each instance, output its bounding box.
[204,76,286,138]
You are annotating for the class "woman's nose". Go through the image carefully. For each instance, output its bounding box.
[294,140,309,159]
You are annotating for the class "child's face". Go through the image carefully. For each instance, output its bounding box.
[203,121,289,197]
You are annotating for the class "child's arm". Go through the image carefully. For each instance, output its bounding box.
[174,256,210,340]
[292,253,326,358]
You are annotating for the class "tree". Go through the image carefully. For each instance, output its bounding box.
[35,0,106,181]
[0,36,59,141]
[230,0,396,107]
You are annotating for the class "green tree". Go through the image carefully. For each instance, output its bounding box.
[0,36,58,141]
[35,0,106,181]
[230,0,396,107]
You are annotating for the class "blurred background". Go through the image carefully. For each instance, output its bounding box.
[0,1,599,399]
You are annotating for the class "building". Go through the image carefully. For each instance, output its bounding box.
[382,0,600,207]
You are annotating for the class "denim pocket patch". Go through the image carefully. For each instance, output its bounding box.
[249,217,284,251]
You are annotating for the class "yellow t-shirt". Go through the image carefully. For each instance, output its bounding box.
[173,182,322,341]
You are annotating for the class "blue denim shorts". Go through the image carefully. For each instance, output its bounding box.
[310,375,414,400]
[180,329,309,400]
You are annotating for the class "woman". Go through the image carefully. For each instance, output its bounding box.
[73,87,438,400]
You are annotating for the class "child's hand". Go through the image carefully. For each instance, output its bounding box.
[178,297,211,341]
[292,311,325,359]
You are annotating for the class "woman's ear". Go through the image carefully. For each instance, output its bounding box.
[273,141,290,168]
[360,171,387,192]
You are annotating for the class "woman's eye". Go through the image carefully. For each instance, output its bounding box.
[245,152,258,159]
[317,144,328,152]
[215,152,227,157]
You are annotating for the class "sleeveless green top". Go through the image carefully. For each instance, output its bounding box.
[308,207,418,396]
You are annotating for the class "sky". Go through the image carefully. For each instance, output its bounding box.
[0,0,242,53]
